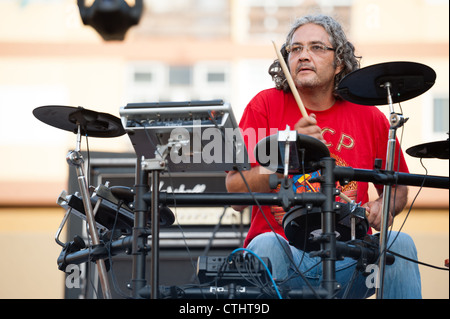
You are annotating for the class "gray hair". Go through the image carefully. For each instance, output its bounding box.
[269,14,361,97]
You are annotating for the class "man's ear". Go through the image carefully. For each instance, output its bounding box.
[334,60,344,76]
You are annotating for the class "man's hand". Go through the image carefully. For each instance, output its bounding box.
[226,166,281,211]
[294,113,326,143]
[362,185,408,231]
[362,198,393,231]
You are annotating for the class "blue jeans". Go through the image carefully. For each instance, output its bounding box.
[247,231,421,299]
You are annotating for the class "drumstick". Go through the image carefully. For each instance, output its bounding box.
[272,41,309,118]
[339,192,370,217]
[339,192,353,203]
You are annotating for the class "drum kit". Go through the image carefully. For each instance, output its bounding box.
[33,61,448,299]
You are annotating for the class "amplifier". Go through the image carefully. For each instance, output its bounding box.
[87,155,251,226]
[64,152,250,299]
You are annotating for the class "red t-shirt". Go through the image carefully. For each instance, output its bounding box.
[239,88,409,247]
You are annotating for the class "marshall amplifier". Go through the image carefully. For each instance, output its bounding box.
[64,152,250,299]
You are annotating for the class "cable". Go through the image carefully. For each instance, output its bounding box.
[387,250,449,271]
[387,158,427,251]
[384,158,449,272]
[236,167,321,298]
[229,248,283,299]
[200,205,229,256]
[103,200,133,298]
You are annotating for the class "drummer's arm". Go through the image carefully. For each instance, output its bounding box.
[225,166,282,211]
[362,185,409,231]
[226,113,324,211]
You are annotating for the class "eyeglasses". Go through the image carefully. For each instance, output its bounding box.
[285,43,335,56]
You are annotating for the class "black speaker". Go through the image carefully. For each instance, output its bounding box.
[64,152,249,299]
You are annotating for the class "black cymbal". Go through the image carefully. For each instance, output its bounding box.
[255,133,330,174]
[33,105,125,138]
[337,61,436,105]
[406,139,449,159]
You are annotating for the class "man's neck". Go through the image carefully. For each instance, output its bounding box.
[298,88,336,112]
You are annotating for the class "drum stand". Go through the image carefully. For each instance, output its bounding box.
[314,156,341,297]
[66,125,113,299]
[131,143,174,299]
[276,129,342,298]
[376,82,408,299]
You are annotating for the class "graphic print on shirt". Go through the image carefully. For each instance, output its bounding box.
[270,153,357,226]
[333,153,358,201]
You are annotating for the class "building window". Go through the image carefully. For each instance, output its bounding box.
[127,62,232,103]
[433,97,449,133]
[245,0,352,42]
[126,62,165,103]
[193,62,231,101]
[207,72,226,83]
[169,66,192,86]
[133,72,153,83]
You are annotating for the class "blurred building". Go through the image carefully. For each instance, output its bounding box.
[0,0,448,298]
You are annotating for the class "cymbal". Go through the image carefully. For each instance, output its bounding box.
[255,133,330,174]
[406,139,449,159]
[33,105,125,138]
[337,61,436,105]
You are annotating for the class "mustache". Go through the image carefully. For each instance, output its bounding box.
[295,64,316,74]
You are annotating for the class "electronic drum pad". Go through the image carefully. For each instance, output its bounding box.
[254,133,330,174]
[336,61,436,106]
[283,202,369,252]
[33,105,125,138]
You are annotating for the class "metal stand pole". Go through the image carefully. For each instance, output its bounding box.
[130,156,150,298]
[132,152,167,299]
[376,82,407,299]
[320,157,340,298]
[150,170,160,299]
[66,125,112,299]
